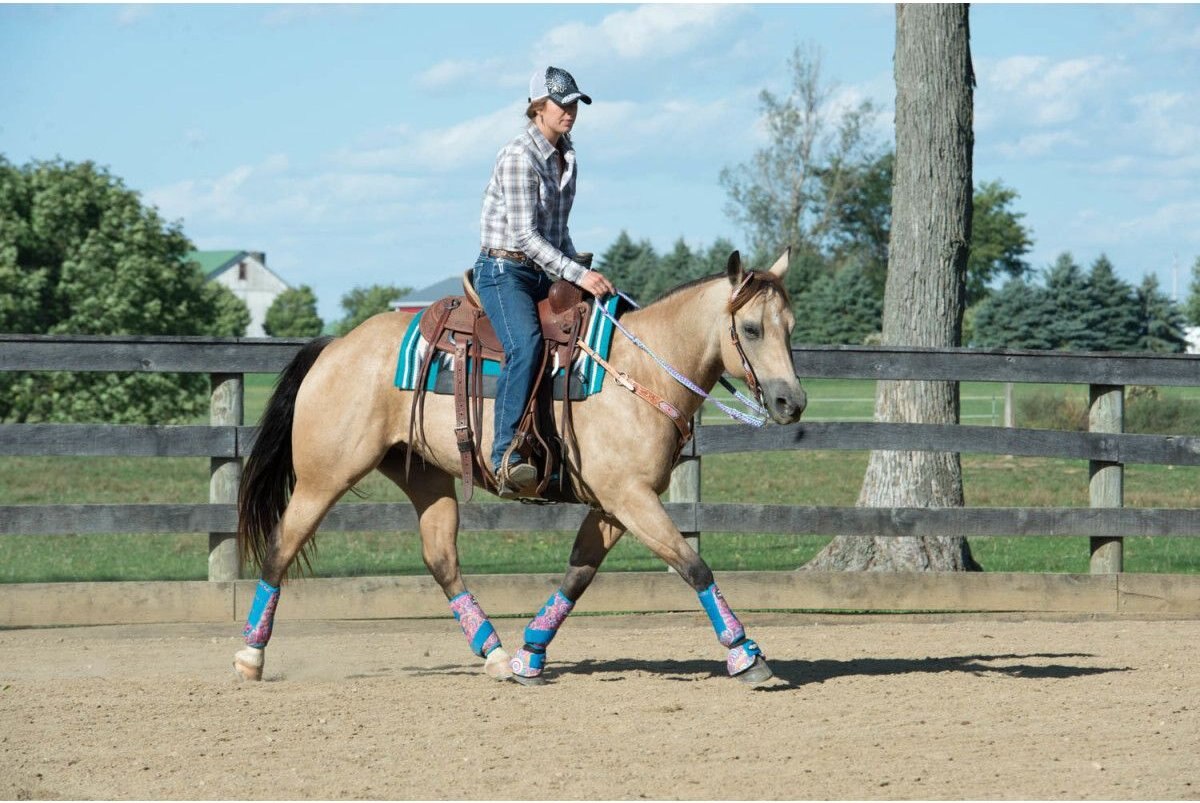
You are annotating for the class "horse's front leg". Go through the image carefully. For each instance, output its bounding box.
[375,453,511,679]
[601,485,773,684]
[508,509,625,685]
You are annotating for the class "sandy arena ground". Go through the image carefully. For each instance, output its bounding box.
[1,611,1198,800]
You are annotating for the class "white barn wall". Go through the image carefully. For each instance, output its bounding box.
[210,254,289,337]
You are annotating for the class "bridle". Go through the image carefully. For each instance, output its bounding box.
[590,271,785,431]
[726,270,789,410]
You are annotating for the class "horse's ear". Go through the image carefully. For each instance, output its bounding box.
[726,250,744,285]
[767,248,790,279]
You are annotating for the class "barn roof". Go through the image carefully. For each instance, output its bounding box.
[186,250,247,279]
[392,276,463,305]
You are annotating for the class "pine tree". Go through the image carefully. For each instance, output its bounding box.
[1186,256,1200,328]
[1042,253,1097,350]
[643,239,696,302]
[597,231,657,303]
[1083,254,1139,351]
[1136,273,1189,353]
[701,238,739,278]
[970,277,1054,349]
[795,262,882,344]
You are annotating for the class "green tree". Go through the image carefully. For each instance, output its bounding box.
[642,239,696,302]
[967,180,1033,305]
[334,284,410,336]
[1136,273,1189,353]
[719,43,879,282]
[1083,254,1139,351]
[0,157,249,423]
[200,281,252,338]
[264,285,324,337]
[1042,253,1099,351]
[971,277,1054,349]
[794,261,882,344]
[597,231,659,303]
[700,237,739,277]
[821,151,893,298]
[1186,256,1200,327]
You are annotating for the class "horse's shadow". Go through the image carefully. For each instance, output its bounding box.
[550,651,1131,689]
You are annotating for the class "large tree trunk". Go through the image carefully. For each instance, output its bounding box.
[806,4,979,571]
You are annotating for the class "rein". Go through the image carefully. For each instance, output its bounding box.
[591,280,775,428]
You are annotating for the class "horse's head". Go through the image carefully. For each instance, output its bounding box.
[722,250,807,425]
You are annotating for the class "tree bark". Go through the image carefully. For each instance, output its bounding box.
[806,3,979,571]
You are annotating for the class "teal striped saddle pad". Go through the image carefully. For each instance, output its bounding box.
[394,294,623,401]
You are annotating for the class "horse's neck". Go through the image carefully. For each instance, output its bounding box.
[615,280,726,415]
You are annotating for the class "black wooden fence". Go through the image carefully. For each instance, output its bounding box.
[3,333,1200,586]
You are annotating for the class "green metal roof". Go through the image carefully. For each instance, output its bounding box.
[185,250,246,279]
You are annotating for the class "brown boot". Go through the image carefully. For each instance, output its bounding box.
[497,461,538,499]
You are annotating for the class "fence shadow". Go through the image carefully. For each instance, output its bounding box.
[552,651,1131,689]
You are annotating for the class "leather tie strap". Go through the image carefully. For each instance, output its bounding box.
[453,341,475,502]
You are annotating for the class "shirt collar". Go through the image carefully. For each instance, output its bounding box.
[525,121,572,161]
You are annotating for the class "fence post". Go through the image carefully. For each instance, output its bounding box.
[668,414,701,566]
[209,372,243,581]
[1088,384,1124,573]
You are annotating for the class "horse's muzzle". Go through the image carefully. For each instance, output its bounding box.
[763,378,807,424]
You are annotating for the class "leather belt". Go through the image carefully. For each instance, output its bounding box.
[485,247,532,264]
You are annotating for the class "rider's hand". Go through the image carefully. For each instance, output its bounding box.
[577,269,615,299]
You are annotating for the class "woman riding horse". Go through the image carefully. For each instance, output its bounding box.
[235,250,805,685]
[476,65,614,498]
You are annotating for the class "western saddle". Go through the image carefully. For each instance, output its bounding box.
[407,270,593,503]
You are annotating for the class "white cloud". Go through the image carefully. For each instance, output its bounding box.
[542,5,744,64]
[183,128,208,149]
[1092,200,1200,245]
[1128,90,1200,158]
[978,54,1126,128]
[409,4,746,100]
[258,5,364,28]
[115,5,151,27]
[415,59,525,92]
[331,105,524,172]
[146,153,428,230]
[995,130,1085,159]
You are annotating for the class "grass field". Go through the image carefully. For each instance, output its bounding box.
[3,376,1199,583]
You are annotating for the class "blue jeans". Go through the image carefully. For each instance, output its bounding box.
[472,252,552,471]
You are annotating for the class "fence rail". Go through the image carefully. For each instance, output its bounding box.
[3,334,1200,618]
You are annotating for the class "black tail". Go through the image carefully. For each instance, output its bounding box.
[238,336,335,575]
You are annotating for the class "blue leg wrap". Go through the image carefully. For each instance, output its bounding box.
[449,591,502,658]
[243,579,280,649]
[698,582,765,677]
[510,588,575,679]
[697,582,746,648]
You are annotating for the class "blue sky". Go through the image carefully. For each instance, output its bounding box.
[2,3,1199,323]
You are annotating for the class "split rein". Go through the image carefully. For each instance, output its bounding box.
[586,273,784,430]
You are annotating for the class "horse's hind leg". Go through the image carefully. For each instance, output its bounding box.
[375,451,511,679]
[509,509,625,685]
[234,479,343,681]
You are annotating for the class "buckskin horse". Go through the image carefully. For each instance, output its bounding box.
[234,250,806,685]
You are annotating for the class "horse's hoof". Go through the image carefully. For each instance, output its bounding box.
[734,656,773,685]
[233,646,264,682]
[485,648,513,680]
[509,672,547,687]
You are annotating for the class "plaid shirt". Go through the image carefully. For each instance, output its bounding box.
[480,122,586,285]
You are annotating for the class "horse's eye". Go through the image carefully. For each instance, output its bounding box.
[741,323,762,340]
